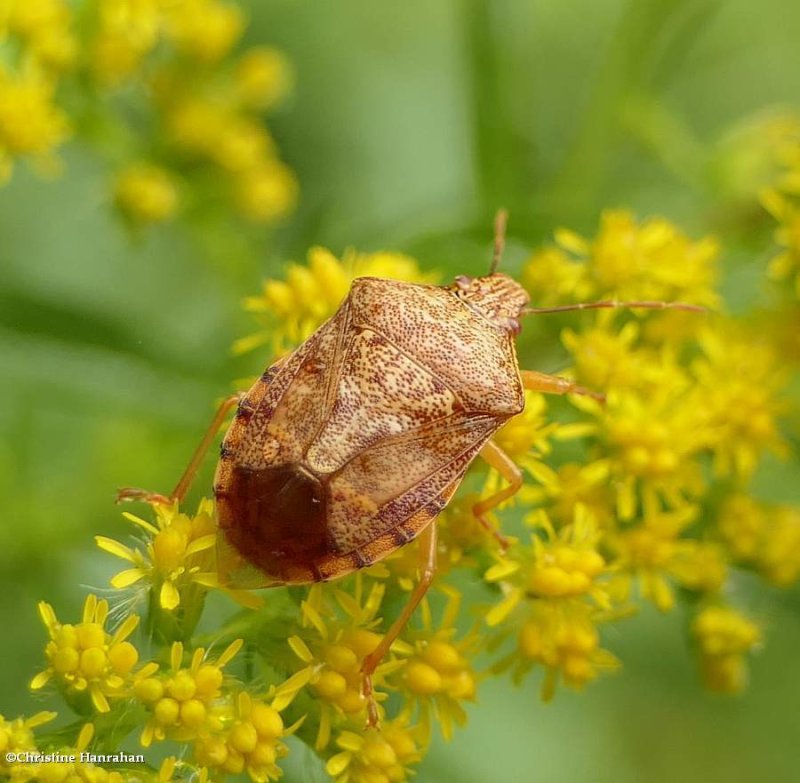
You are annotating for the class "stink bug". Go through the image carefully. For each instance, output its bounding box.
[119,212,702,725]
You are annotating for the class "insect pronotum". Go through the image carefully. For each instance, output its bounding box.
[119,211,703,726]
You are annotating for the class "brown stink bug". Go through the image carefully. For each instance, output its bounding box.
[119,211,702,725]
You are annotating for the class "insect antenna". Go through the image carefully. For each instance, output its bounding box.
[522,299,706,316]
[489,208,508,274]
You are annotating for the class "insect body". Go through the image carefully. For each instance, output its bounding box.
[214,273,529,588]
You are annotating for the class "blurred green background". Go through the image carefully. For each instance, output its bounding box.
[2,0,800,780]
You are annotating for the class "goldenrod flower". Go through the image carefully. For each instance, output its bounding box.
[96,499,217,612]
[114,163,180,226]
[88,0,162,86]
[762,188,800,298]
[236,247,436,355]
[235,47,293,111]
[0,711,57,781]
[758,506,800,586]
[394,591,479,742]
[608,501,699,612]
[717,493,768,562]
[235,160,299,223]
[561,315,653,392]
[193,691,289,781]
[570,386,708,520]
[505,602,619,701]
[325,718,424,783]
[670,541,728,595]
[485,508,618,699]
[692,326,787,479]
[164,0,244,63]
[712,109,800,201]
[5,0,77,72]
[524,210,719,307]
[521,461,614,529]
[31,595,140,713]
[0,66,69,181]
[287,579,394,749]
[692,605,761,693]
[134,638,243,746]
[486,507,611,624]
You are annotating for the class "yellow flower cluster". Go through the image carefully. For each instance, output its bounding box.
[31,595,140,713]
[0,721,126,783]
[282,576,476,780]
[0,0,296,227]
[485,507,619,699]
[97,499,217,612]
[523,209,720,308]
[237,246,437,355]
[513,211,795,690]
[692,606,761,694]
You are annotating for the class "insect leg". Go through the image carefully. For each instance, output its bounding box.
[520,369,605,403]
[117,393,243,505]
[361,521,438,728]
[474,439,523,550]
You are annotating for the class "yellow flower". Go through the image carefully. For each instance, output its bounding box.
[520,461,614,529]
[165,0,244,63]
[560,313,681,392]
[325,718,424,783]
[524,210,719,307]
[712,109,800,201]
[716,495,800,587]
[485,506,611,626]
[0,711,57,781]
[511,602,619,701]
[193,691,289,782]
[114,163,179,226]
[165,98,231,157]
[211,117,274,173]
[691,325,787,479]
[96,498,218,612]
[484,507,619,699]
[692,605,761,693]
[522,244,590,306]
[394,591,479,743]
[286,579,394,750]
[235,160,299,223]
[716,493,768,562]
[31,595,140,713]
[568,385,707,520]
[15,724,125,783]
[236,247,436,355]
[609,502,698,612]
[762,188,800,298]
[757,505,800,587]
[669,541,728,595]
[134,638,243,747]
[6,0,77,72]
[234,47,293,111]
[0,66,69,181]
[88,0,163,86]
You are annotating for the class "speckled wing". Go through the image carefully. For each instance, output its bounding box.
[216,277,512,588]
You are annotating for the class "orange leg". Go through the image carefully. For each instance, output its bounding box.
[117,393,243,505]
[520,369,605,403]
[474,439,524,550]
[361,521,438,728]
